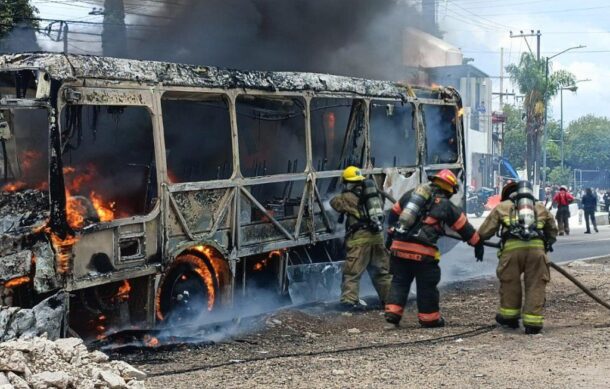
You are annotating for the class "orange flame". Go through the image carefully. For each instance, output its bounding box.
[143,334,160,348]
[50,232,77,274]
[4,276,30,288]
[167,169,179,184]
[115,280,131,302]
[458,107,465,117]
[156,247,221,321]
[253,260,266,271]
[1,181,26,192]
[431,83,442,90]
[20,150,42,174]
[63,165,117,229]
[90,191,115,222]
[95,314,107,340]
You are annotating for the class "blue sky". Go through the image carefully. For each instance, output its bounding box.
[439,0,610,125]
[32,0,610,125]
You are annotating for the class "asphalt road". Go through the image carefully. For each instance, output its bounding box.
[440,217,610,284]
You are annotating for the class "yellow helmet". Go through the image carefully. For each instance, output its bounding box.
[342,166,365,182]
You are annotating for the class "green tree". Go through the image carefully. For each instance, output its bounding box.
[502,103,561,173]
[0,0,39,52]
[501,104,525,169]
[547,166,572,185]
[505,53,575,181]
[565,115,610,170]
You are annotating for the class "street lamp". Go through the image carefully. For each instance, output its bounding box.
[560,85,577,170]
[542,45,586,186]
[560,79,591,169]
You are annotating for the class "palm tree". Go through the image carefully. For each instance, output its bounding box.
[506,52,574,181]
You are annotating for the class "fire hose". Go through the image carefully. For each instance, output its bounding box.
[443,233,610,311]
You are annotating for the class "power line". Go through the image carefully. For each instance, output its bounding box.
[476,4,610,17]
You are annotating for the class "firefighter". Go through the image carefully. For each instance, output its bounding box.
[552,186,574,235]
[478,180,558,334]
[330,166,392,310]
[384,169,483,327]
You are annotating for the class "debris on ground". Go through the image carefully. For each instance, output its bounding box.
[0,336,147,388]
[132,258,610,389]
[0,293,66,342]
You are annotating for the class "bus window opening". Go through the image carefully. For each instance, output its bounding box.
[423,104,459,164]
[311,98,361,172]
[0,109,49,192]
[236,96,306,178]
[60,106,155,229]
[370,101,416,168]
[162,93,233,183]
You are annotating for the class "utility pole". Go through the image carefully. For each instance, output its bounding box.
[510,30,542,185]
[510,30,541,60]
[102,0,127,57]
[62,22,69,54]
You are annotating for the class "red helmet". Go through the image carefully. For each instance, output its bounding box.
[429,169,459,194]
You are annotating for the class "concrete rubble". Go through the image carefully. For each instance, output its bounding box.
[0,293,65,342]
[0,335,147,388]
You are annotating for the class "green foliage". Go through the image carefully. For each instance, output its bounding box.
[547,166,572,185]
[501,104,525,169]
[504,52,575,180]
[565,115,610,170]
[0,0,38,39]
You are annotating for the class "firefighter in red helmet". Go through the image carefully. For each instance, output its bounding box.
[384,169,483,327]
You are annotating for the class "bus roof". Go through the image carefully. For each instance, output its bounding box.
[0,52,444,100]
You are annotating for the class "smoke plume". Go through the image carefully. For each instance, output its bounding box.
[123,0,432,80]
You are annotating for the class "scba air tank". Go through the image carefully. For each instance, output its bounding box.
[397,184,432,233]
[361,179,385,232]
[516,181,536,229]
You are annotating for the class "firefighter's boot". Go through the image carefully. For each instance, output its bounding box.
[419,316,445,328]
[495,313,519,329]
[524,325,542,335]
[384,312,401,326]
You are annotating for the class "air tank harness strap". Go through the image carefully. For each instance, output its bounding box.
[502,238,545,253]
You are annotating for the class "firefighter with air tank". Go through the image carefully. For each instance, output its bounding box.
[330,166,392,311]
[477,180,558,334]
[384,169,483,327]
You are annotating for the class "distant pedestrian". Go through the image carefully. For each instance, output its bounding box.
[582,188,599,234]
[552,186,574,236]
[604,190,610,212]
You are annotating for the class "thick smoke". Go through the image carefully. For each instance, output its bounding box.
[0,24,40,54]
[125,0,430,80]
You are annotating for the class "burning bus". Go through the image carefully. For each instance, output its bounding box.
[0,53,464,339]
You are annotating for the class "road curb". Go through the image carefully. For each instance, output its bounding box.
[555,254,610,265]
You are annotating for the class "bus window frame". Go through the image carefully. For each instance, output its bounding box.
[160,91,235,184]
[418,100,464,168]
[55,85,162,228]
[368,98,419,170]
[234,92,310,179]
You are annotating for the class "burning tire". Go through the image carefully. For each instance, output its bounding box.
[156,247,224,325]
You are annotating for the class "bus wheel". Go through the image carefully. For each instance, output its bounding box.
[156,253,219,325]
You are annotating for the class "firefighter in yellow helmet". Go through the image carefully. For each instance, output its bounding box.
[385,169,482,327]
[477,180,558,334]
[330,166,392,311]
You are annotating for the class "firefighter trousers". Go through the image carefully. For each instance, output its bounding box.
[341,243,391,305]
[497,248,550,328]
[385,256,442,324]
[556,206,570,235]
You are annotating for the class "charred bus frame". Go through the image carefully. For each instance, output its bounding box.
[0,53,465,337]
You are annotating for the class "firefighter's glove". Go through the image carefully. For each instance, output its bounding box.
[474,243,484,262]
